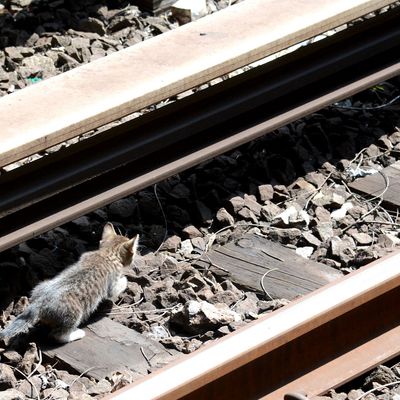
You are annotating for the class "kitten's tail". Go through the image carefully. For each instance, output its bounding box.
[0,304,40,340]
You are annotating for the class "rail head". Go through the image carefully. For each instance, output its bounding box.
[0,0,397,167]
[105,250,400,400]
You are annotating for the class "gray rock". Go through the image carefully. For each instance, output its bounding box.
[1,351,22,365]
[311,246,327,261]
[179,239,194,257]
[378,233,400,248]
[289,177,316,193]
[0,68,9,83]
[217,325,231,335]
[182,273,207,292]
[305,171,326,187]
[228,196,245,214]
[389,131,400,145]
[257,299,290,312]
[311,189,346,208]
[377,135,393,150]
[348,231,373,245]
[365,143,381,157]
[232,292,259,318]
[260,201,282,222]
[347,390,365,400]
[15,376,42,399]
[273,185,290,201]
[22,55,56,73]
[243,194,262,216]
[172,300,241,334]
[0,389,26,400]
[237,207,258,223]
[347,205,369,219]
[57,53,80,69]
[0,364,17,390]
[78,17,106,36]
[160,336,197,354]
[302,231,322,247]
[316,222,333,242]
[258,184,274,202]
[108,17,135,33]
[315,206,332,222]
[51,35,72,47]
[42,388,69,400]
[4,47,23,62]
[87,379,112,395]
[10,0,32,7]
[192,237,206,252]
[216,207,235,226]
[70,37,91,49]
[330,236,356,265]
[269,227,302,243]
[160,235,181,252]
[364,365,397,388]
[220,280,243,297]
[208,290,242,307]
[182,225,202,239]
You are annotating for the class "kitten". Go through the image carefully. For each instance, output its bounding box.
[0,223,138,343]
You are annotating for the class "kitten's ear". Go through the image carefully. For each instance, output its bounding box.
[122,234,139,255]
[102,223,117,241]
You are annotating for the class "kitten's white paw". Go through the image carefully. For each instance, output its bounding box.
[55,329,86,343]
[115,276,128,295]
[67,329,86,342]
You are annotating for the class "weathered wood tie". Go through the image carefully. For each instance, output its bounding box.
[349,160,400,208]
[195,233,341,300]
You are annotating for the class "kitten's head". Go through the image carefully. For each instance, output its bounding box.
[100,223,139,266]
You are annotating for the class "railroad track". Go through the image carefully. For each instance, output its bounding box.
[1,0,400,399]
[107,251,400,399]
[1,0,400,252]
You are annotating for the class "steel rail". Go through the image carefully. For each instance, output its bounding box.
[106,250,400,400]
[0,0,395,167]
[1,7,400,252]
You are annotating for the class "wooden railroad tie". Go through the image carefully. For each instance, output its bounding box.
[42,318,178,380]
[349,160,400,208]
[195,233,342,300]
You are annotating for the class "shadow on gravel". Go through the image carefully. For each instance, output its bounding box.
[0,0,136,48]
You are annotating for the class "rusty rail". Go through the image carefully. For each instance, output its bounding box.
[1,5,400,252]
[106,251,400,400]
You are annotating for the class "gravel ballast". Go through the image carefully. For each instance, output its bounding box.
[1,0,400,397]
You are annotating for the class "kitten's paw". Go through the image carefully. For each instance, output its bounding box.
[54,329,86,343]
[114,276,128,297]
[68,329,86,342]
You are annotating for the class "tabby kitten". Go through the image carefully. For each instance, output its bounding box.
[0,223,138,343]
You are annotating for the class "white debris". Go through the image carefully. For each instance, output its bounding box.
[171,0,207,24]
[147,325,170,340]
[346,166,378,179]
[331,202,354,220]
[296,246,314,259]
[187,300,241,324]
[179,239,194,257]
[276,206,297,225]
[275,206,310,227]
